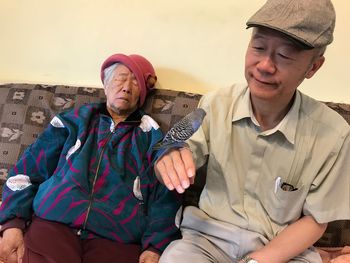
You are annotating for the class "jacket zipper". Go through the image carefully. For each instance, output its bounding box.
[77,130,114,235]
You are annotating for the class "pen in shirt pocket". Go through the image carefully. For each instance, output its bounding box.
[274,177,282,193]
[274,177,298,193]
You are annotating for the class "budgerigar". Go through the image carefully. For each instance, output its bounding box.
[134,108,206,200]
[153,108,206,151]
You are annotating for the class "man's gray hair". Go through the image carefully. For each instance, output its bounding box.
[103,63,120,86]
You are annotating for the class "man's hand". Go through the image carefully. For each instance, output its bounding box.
[319,246,350,263]
[155,148,196,193]
[330,254,350,263]
[139,249,160,263]
[0,228,24,263]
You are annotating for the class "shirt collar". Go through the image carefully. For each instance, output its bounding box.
[232,87,300,144]
[275,91,300,144]
[232,86,251,122]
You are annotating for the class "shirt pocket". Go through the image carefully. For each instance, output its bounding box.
[257,175,307,225]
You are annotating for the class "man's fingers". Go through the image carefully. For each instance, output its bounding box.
[155,157,175,191]
[162,150,185,193]
[154,148,195,193]
[176,148,196,189]
[169,150,190,193]
[156,152,184,192]
[179,148,196,179]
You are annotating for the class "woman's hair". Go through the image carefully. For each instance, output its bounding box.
[102,63,120,86]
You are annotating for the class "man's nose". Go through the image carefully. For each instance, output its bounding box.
[257,56,276,74]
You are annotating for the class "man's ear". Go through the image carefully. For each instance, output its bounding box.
[305,56,325,79]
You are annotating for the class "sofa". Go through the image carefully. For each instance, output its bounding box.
[0,83,349,260]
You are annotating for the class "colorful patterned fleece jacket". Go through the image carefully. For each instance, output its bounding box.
[0,103,181,252]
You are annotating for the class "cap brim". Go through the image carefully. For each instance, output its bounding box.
[246,23,314,50]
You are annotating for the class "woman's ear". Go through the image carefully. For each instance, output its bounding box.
[103,81,107,95]
[305,55,325,79]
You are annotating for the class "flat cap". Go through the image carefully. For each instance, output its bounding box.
[246,0,336,48]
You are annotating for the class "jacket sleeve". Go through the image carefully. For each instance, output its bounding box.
[0,116,69,224]
[141,176,182,252]
[140,126,182,252]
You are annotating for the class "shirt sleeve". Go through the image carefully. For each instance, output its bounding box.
[0,116,69,224]
[303,132,350,223]
[187,94,211,169]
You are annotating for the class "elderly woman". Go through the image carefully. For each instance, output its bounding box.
[0,53,181,263]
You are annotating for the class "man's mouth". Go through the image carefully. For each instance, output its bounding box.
[254,76,276,87]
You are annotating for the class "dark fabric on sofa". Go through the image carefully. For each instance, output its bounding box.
[0,83,349,248]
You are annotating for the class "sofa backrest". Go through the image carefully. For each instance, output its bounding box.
[0,83,349,248]
[0,83,202,193]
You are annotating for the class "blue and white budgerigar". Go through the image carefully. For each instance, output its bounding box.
[153,108,206,153]
[133,108,206,200]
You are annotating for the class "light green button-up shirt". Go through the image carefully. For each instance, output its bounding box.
[188,84,350,240]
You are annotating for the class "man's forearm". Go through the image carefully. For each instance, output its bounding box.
[248,215,327,263]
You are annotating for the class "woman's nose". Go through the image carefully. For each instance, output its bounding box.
[122,80,132,93]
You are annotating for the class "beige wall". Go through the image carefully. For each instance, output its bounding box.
[0,0,349,102]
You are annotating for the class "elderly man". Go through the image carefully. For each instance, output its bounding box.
[155,0,350,262]
[0,53,181,263]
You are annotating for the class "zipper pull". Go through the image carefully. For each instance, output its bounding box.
[110,121,116,133]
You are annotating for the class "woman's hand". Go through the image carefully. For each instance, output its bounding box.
[139,249,160,263]
[0,228,24,263]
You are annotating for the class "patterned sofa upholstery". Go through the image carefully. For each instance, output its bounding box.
[0,83,349,249]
